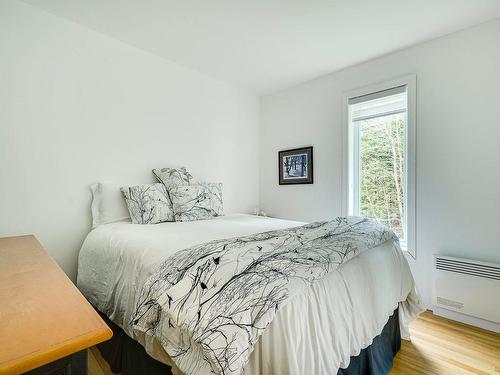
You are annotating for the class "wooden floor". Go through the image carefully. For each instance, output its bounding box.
[391,311,499,375]
[88,311,500,375]
[88,346,115,375]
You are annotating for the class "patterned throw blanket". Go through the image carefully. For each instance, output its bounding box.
[130,217,398,375]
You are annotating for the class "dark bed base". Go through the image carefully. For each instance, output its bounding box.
[96,308,400,375]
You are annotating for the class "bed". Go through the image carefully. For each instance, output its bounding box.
[77,214,423,375]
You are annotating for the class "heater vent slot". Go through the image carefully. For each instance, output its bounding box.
[435,257,500,280]
[436,297,464,310]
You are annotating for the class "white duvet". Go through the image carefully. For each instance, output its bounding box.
[77,214,423,375]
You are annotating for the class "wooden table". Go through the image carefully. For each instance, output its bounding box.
[0,235,112,374]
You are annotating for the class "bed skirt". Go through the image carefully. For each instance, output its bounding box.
[96,308,401,375]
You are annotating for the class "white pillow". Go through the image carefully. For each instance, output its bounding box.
[170,182,224,222]
[90,181,130,228]
[120,183,174,224]
[152,166,193,191]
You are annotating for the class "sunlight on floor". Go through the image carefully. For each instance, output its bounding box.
[391,311,500,375]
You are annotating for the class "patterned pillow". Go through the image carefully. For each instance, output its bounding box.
[170,183,223,222]
[120,183,174,224]
[152,166,193,191]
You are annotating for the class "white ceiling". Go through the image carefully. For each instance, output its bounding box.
[22,0,500,95]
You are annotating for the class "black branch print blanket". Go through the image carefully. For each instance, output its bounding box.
[130,217,398,375]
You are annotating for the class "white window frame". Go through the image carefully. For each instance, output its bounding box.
[341,75,417,258]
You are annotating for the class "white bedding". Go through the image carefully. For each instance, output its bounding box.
[77,214,423,375]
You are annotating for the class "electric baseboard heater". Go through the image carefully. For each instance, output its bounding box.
[433,255,500,323]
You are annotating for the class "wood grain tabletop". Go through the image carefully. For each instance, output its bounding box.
[0,235,112,374]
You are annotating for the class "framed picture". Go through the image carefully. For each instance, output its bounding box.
[278,146,313,185]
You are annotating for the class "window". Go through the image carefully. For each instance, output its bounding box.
[343,76,416,257]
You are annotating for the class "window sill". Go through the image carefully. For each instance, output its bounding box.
[400,245,416,260]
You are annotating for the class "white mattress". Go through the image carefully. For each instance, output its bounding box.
[77,214,423,375]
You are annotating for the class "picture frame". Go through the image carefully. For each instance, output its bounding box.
[278,146,313,185]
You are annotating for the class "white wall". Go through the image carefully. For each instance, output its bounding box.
[2,0,499,330]
[261,19,500,323]
[0,0,260,280]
